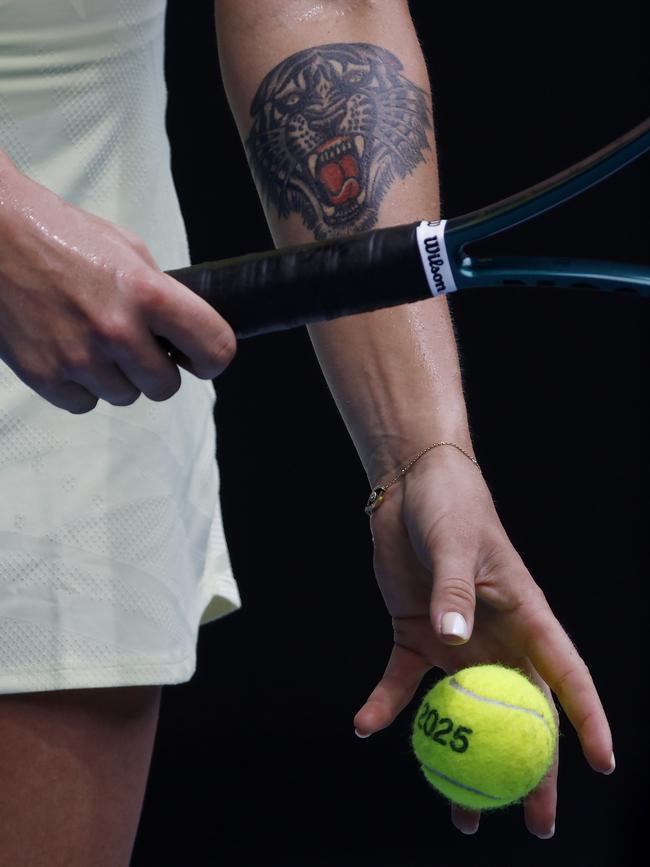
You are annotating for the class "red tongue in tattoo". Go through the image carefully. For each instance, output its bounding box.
[316,137,361,205]
[318,158,361,205]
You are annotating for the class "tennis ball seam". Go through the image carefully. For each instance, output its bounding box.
[449,677,556,737]
[419,762,508,804]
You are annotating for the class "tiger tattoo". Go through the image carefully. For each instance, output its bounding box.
[245,43,433,240]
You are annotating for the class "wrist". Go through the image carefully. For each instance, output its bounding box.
[364,436,480,517]
[364,423,475,487]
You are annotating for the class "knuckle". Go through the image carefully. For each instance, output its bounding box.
[196,328,237,379]
[213,329,237,368]
[524,582,550,615]
[100,314,134,347]
[515,592,547,632]
[123,229,150,255]
[532,584,550,611]
[553,662,584,699]
[438,576,475,607]
[572,703,599,732]
[136,239,153,260]
[24,365,98,413]
[133,274,164,307]
[60,347,93,375]
[24,365,61,392]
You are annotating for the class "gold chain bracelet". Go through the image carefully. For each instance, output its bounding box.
[364,441,480,516]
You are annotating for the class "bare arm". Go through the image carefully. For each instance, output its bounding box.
[214,0,614,840]
[214,0,472,485]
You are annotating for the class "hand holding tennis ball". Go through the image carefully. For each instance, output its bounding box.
[354,451,615,838]
[411,664,557,810]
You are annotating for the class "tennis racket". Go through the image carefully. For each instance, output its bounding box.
[166,117,650,340]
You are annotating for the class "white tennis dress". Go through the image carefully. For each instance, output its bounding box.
[0,0,241,694]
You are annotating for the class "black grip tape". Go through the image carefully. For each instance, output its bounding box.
[166,221,431,339]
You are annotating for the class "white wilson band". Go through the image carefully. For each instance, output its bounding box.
[415,220,458,296]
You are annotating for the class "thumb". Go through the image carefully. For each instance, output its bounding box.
[429,542,476,646]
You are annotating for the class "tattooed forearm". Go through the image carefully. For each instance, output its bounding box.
[245,43,433,240]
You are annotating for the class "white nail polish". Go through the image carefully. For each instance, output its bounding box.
[354,729,371,739]
[441,611,469,641]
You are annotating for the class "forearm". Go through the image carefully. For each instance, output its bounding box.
[215,0,473,483]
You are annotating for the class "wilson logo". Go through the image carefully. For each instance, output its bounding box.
[423,234,449,293]
[416,220,456,296]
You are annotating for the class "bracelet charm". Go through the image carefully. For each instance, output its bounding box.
[364,486,387,516]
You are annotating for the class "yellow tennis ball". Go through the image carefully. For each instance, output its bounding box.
[411,664,557,810]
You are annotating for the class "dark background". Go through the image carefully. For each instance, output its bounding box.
[134,2,648,865]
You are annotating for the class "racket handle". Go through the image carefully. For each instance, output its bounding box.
[166,222,433,339]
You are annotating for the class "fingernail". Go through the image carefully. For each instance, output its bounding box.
[441,611,469,641]
[355,729,372,739]
[537,823,555,839]
[604,752,616,774]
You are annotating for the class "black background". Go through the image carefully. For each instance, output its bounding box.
[134,2,648,865]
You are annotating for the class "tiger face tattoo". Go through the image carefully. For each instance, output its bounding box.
[245,43,433,240]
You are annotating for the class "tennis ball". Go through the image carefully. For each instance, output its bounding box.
[411,664,557,810]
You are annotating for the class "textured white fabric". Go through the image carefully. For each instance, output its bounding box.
[0,0,241,694]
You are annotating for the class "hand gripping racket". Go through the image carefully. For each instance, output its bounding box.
[166,117,650,340]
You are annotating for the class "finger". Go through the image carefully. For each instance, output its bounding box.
[63,353,146,406]
[106,329,183,403]
[155,336,194,375]
[523,742,558,839]
[429,541,477,646]
[521,670,559,839]
[518,591,614,775]
[39,379,99,414]
[353,641,431,737]
[450,804,480,835]
[61,326,178,405]
[145,274,237,380]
